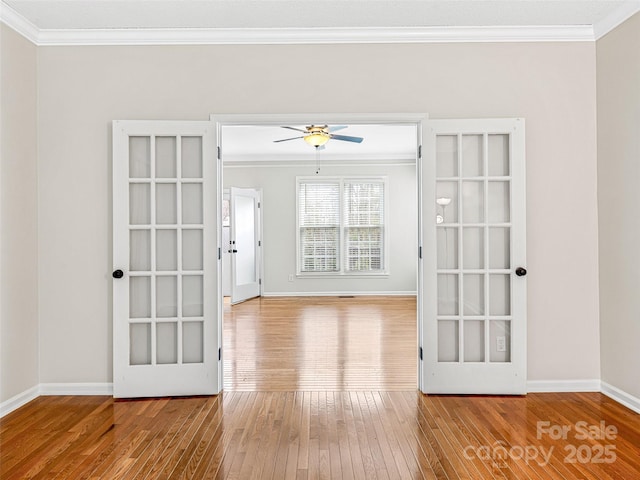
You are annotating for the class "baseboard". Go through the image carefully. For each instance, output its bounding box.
[0,385,39,418]
[263,291,417,297]
[601,382,640,415]
[39,383,114,396]
[527,379,601,393]
[3,380,637,417]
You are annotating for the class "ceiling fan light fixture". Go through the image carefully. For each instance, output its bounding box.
[303,132,330,147]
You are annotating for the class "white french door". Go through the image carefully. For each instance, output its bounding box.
[112,120,219,398]
[230,187,261,304]
[421,119,527,394]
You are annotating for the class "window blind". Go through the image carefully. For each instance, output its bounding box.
[298,182,340,272]
[344,181,384,272]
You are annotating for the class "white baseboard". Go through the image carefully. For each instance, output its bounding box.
[263,291,417,297]
[39,383,114,396]
[601,382,640,414]
[0,385,39,418]
[527,379,601,393]
[3,380,638,418]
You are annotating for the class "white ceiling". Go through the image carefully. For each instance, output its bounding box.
[221,124,418,164]
[2,0,639,44]
[2,0,632,30]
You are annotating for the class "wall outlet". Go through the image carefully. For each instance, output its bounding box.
[496,336,506,352]
[288,274,294,282]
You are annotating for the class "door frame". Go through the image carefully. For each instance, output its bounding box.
[211,113,427,393]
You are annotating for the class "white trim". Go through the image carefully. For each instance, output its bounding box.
[0,385,39,418]
[223,156,417,167]
[39,383,114,396]
[0,1,39,44]
[527,379,601,393]
[263,291,417,297]
[34,25,597,46]
[601,382,640,414]
[0,13,599,46]
[594,1,640,40]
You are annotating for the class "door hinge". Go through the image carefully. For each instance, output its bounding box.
[258,202,261,208]
[418,145,422,160]
[217,146,221,160]
[258,240,261,247]
[419,246,422,259]
[419,346,423,361]
[218,347,222,361]
[259,278,262,285]
[218,247,221,260]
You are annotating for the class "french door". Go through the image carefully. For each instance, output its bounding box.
[112,120,219,398]
[229,187,262,304]
[421,119,527,394]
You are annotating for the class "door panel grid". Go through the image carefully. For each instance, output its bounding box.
[436,132,512,364]
[127,134,205,367]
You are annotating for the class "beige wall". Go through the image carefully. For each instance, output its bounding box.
[35,41,601,385]
[224,163,418,295]
[0,25,39,402]
[597,13,640,399]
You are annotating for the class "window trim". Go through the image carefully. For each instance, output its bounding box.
[296,175,390,277]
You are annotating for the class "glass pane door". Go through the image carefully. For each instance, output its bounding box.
[113,120,217,398]
[422,119,526,395]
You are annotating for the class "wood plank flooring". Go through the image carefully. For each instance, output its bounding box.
[224,296,417,391]
[2,296,640,479]
[2,391,640,479]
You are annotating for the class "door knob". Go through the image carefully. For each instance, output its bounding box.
[515,267,527,277]
[112,269,124,279]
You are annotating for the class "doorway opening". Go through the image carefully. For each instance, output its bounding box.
[216,115,424,392]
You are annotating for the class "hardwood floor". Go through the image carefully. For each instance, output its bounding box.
[2,296,640,479]
[2,391,640,479]
[223,296,417,391]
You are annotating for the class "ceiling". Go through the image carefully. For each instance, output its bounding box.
[221,124,418,164]
[2,0,633,30]
[2,0,639,44]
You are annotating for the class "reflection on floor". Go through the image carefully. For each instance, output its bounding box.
[223,296,417,391]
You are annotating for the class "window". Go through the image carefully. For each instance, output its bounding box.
[297,177,387,275]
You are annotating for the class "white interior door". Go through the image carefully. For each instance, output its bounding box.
[112,120,219,398]
[421,119,527,394]
[230,187,261,304]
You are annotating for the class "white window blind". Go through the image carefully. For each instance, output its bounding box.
[344,181,384,272]
[298,181,340,272]
[297,177,386,275]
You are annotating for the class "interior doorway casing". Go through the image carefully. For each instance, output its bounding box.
[212,113,427,393]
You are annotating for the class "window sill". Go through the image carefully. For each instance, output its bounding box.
[297,272,390,279]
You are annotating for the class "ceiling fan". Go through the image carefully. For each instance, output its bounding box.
[274,125,364,149]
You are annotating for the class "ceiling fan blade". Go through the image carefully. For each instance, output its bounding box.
[328,125,348,132]
[280,126,308,133]
[273,136,304,143]
[330,134,364,143]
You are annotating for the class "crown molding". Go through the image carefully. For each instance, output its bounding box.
[0,5,598,47]
[33,25,598,46]
[3,0,638,47]
[0,1,39,43]
[593,0,640,39]
[223,154,416,167]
